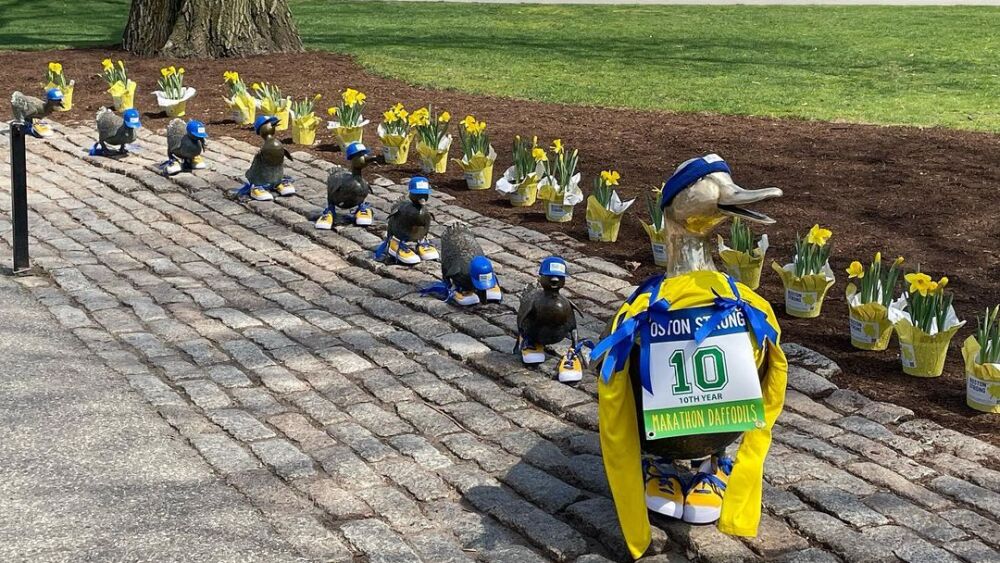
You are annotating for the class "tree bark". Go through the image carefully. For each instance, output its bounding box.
[123,0,304,58]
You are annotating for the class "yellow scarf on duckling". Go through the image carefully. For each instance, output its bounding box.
[596,270,787,559]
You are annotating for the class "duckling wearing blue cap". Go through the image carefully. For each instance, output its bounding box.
[375,176,437,265]
[422,224,502,305]
[238,115,295,202]
[516,256,589,383]
[10,89,65,138]
[161,118,208,176]
[90,107,141,156]
[316,142,378,230]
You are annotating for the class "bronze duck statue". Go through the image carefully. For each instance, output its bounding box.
[316,142,377,230]
[240,115,294,201]
[517,256,586,383]
[376,176,437,265]
[162,118,207,175]
[423,224,501,305]
[11,88,64,138]
[90,107,141,156]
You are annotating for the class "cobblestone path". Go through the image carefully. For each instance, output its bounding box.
[1,124,998,563]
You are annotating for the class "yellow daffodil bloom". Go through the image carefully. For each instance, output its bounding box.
[601,170,621,186]
[532,147,547,161]
[178,67,185,74]
[461,115,477,130]
[102,58,113,71]
[396,108,409,120]
[342,88,366,107]
[806,224,832,246]
[551,139,564,154]
[846,261,865,279]
[874,251,881,264]
[328,106,338,116]
[161,67,172,78]
[938,276,949,289]
[894,256,905,267]
[439,111,451,123]
[409,108,430,127]
[905,272,935,296]
[383,110,398,123]
[392,102,406,114]
[223,71,239,83]
[48,62,63,75]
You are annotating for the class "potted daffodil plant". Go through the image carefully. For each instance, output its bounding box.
[642,187,669,267]
[496,136,546,207]
[717,216,769,290]
[454,115,497,190]
[893,272,964,378]
[538,139,583,222]
[154,66,196,117]
[44,62,74,111]
[413,106,452,173]
[102,58,136,111]
[290,94,322,145]
[586,170,633,242]
[962,305,1000,413]
[223,71,256,125]
[772,224,836,318]
[844,253,905,350]
[378,103,413,164]
[253,82,291,130]
[328,87,369,150]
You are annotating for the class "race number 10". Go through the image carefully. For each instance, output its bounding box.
[668,346,729,395]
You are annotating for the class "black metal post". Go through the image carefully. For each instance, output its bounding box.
[10,122,29,272]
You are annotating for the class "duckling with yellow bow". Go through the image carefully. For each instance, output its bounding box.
[591,154,787,559]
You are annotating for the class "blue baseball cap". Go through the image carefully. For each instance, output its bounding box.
[469,256,497,290]
[123,108,142,129]
[346,142,369,160]
[253,115,279,134]
[408,176,431,196]
[539,256,568,277]
[46,88,64,102]
[661,154,730,209]
[187,120,208,139]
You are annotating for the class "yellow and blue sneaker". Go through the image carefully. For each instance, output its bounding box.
[274,180,296,196]
[417,241,439,261]
[682,456,732,524]
[644,456,685,519]
[190,155,208,170]
[354,204,374,226]
[315,209,334,230]
[452,291,480,306]
[558,349,583,383]
[250,186,274,201]
[388,237,420,265]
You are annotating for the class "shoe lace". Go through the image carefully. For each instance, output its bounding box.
[688,457,733,495]
[357,202,371,212]
[643,458,681,494]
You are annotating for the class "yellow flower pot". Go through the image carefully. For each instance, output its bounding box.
[845,285,894,351]
[586,196,625,242]
[335,126,365,151]
[961,336,1000,413]
[381,135,412,165]
[46,81,73,111]
[167,101,187,118]
[417,143,449,174]
[110,80,137,111]
[544,201,575,223]
[643,223,669,267]
[292,118,318,146]
[509,177,538,207]
[226,92,256,125]
[717,235,768,290]
[894,319,962,378]
[772,262,836,319]
[454,149,496,190]
[274,105,291,131]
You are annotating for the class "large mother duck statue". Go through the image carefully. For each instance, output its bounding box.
[592,154,788,559]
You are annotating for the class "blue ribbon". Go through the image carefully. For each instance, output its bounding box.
[592,276,669,392]
[420,280,455,302]
[235,182,254,197]
[373,237,390,260]
[357,201,371,213]
[88,142,103,156]
[692,275,777,349]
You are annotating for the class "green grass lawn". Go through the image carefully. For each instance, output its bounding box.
[4,0,999,131]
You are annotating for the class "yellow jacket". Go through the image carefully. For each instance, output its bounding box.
[596,270,787,559]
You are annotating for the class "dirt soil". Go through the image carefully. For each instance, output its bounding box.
[3,48,998,444]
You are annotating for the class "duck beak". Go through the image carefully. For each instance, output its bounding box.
[717,181,783,224]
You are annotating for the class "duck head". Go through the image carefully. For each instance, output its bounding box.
[538,256,568,292]
[45,88,66,111]
[408,176,431,206]
[659,154,782,275]
[187,119,208,150]
[253,115,279,139]
[346,142,375,173]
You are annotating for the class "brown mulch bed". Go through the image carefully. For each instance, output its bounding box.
[4,48,998,445]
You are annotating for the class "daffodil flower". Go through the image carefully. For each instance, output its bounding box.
[938,277,949,289]
[383,110,398,122]
[894,256,905,267]
[806,224,832,246]
[102,58,113,71]
[439,111,451,123]
[223,71,239,83]
[601,170,620,186]
[532,147,547,162]
[461,115,477,130]
[48,62,63,75]
[551,139,564,154]
[905,272,934,296]
[328,106,338,116]
[847,261,865,279]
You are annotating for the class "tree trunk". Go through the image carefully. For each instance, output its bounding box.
[123,0,303,58]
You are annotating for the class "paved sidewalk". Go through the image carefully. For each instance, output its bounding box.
[0,276,304,562]
[0,123,998,562]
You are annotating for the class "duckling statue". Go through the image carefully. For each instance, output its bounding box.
[422,224,501,305]
[10,88,64,137]
[90,107,141,156]
[591,154,786,556]
[516,256,588,383]
[161,118,208,176]
[374,176,437,265]
[316,142,377,230]
[238,115,295,202]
